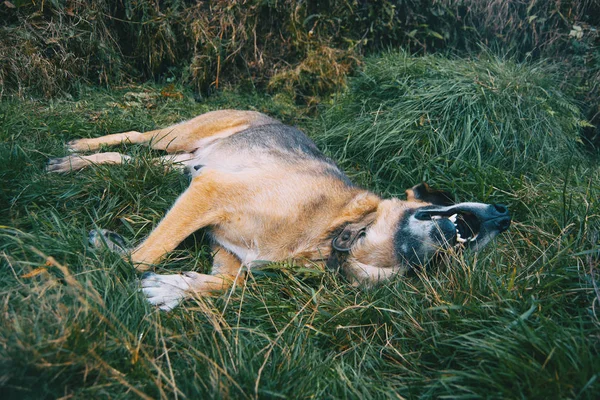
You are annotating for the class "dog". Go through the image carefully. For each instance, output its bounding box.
[47,110,511,310]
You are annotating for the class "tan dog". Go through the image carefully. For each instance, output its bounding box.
[48,110,511,310]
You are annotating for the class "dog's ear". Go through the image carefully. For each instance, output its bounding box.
[332,213,378,252]
[332,222,367,251]
[406,182,455,206]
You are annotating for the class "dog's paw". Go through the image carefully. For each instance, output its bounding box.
[140,273,192,311]
[46,155,85,173]
[89,229,129,255]
[67,138,96,152]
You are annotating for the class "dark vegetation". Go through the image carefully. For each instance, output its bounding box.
[1,0,598,144]
[1,0,599,398]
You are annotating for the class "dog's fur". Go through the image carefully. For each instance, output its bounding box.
[48,110,511,310]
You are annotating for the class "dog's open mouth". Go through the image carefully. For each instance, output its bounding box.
[414,203,511,249]
[429,212,480,246]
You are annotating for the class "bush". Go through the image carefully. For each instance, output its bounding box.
[2,0,597,105]
[318,52,587,183]
[0,0,431,99]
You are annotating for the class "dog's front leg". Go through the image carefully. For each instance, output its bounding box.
[131,171,229,270]
[140,245,244,311]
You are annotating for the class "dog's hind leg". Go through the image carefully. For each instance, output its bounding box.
[67,110,276,153]
[67,130,150,153]
[66,125,195,153]
[47,152,196,173]
[140,245,244,311]
[47,152,132,173]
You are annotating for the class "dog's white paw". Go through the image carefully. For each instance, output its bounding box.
[140,272,194,311]
[89,229,129,254]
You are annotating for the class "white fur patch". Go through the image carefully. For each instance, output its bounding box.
[217,238,260,266]
[140,272,197,311]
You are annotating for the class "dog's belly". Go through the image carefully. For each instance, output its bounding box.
[187,123,353,183]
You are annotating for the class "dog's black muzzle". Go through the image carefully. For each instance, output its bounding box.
[414,203,511,249]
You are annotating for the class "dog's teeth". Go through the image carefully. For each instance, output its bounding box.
[449,214,457,223]
[468,234,478,242]
[456,232,467,243]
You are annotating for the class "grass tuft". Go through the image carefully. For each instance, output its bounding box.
[318,52,587,187]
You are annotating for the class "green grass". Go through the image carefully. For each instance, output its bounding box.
[1,56,599,399]
[317,52,587,192]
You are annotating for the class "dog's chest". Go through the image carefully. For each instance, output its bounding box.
[209,208,330,268]
[214,235,261,266]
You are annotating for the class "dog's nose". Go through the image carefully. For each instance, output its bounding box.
[490,204,511,232]
[494,216,512,232]
[492,203,509,215]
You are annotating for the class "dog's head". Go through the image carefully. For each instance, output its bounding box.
[337,183,511,283]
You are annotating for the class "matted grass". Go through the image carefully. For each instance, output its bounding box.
[1,67,599,398]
